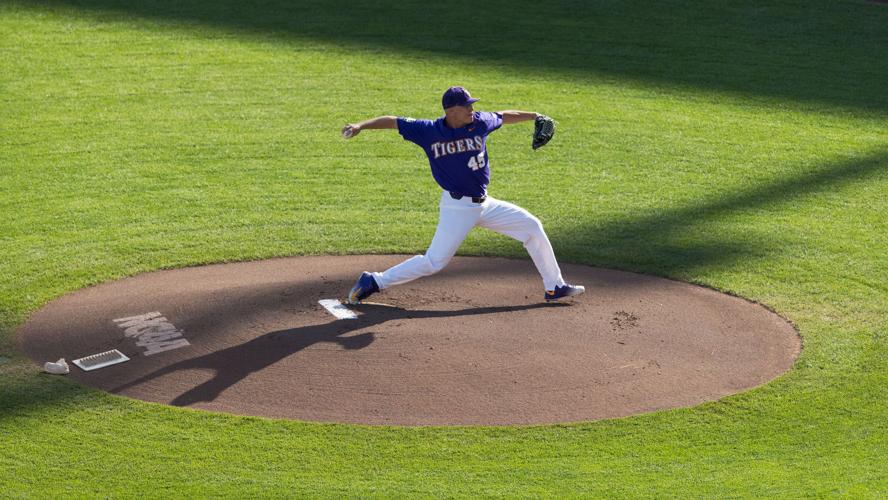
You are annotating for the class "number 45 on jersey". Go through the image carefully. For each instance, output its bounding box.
[467,152,486,171]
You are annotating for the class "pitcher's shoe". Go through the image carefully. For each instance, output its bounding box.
[545,284,585,301]
[348,272,379,304]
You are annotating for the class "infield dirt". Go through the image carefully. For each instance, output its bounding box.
[18,255,800,426]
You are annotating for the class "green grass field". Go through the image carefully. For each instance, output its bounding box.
[2,0,887,496]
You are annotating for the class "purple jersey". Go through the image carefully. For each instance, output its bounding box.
[397,111,503,197]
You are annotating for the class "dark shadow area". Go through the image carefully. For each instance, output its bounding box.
[11,0,888,114]
[111,302,566,405]
[0,368,90,420]
[549,148,888,274]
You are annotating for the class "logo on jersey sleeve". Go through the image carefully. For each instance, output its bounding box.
[430,136,484,159]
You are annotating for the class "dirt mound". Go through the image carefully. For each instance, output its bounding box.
[18,255,800,425]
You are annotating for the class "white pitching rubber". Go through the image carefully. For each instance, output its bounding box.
[319,299,358,320]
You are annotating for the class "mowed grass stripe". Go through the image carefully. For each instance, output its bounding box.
[1,0,887,496]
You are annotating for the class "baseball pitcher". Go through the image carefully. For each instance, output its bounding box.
[342,86,584,304]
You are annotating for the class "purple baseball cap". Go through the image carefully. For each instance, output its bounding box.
[442,86,480,109]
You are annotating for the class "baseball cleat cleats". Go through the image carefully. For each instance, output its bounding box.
[347,272,379,304]
[545,284,585,301]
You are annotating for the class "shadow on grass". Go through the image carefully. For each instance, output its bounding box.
[548,148,888,275]
[10,0,888,114]
[0,368,88,421]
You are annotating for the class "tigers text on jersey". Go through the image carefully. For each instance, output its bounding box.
[397,111,503,198]
[430,136,485,159]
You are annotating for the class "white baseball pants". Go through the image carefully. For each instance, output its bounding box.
[372,191,567,291]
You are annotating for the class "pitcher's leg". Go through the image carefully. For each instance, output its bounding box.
[374,195,481,289]
[477,197,566,291]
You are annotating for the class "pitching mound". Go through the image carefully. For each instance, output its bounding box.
[17,255,799,426]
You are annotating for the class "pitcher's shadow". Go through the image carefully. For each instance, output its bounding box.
[112,301,568,406]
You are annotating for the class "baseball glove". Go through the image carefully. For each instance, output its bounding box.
[532,114,556,150]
